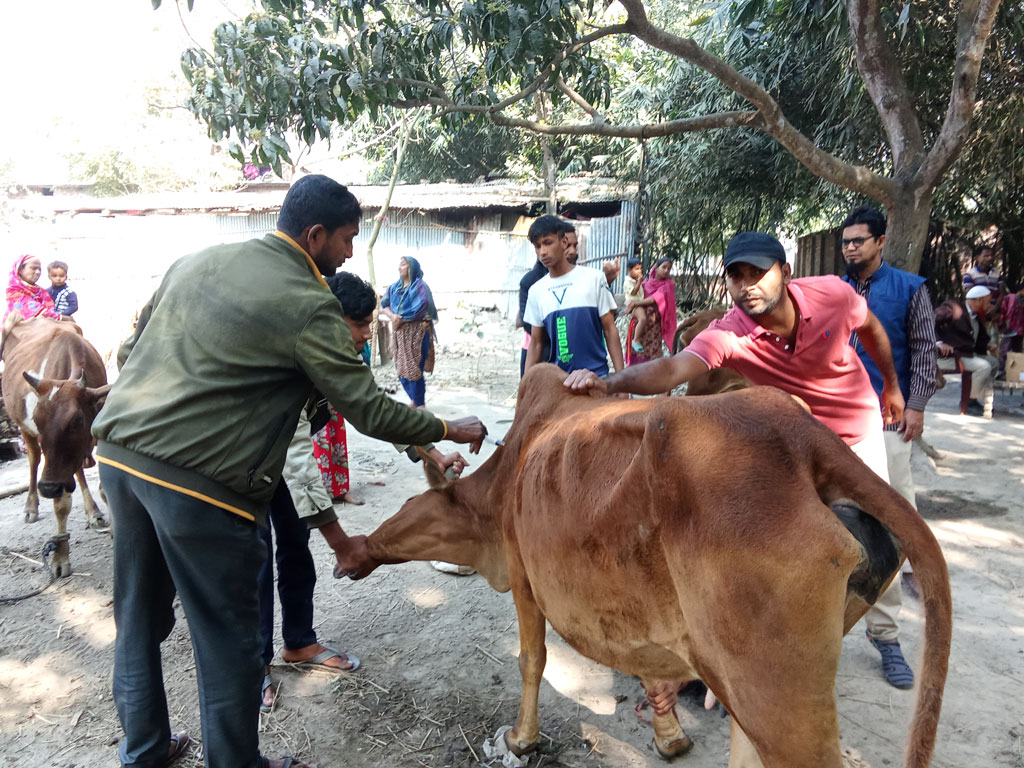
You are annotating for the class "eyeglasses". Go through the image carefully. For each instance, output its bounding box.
[841,236,875,249]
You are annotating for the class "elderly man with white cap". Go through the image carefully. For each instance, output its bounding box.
[935,284,998,417]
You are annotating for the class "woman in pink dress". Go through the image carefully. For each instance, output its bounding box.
[624,258,677,366]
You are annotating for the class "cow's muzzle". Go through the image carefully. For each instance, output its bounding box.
[39,480,76,499]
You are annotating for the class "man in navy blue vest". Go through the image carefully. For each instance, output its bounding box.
[841,206,938,690]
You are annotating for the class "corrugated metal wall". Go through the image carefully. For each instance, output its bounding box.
[575,200,639,294]
[48,201,635,358]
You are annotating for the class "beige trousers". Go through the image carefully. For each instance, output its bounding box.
[850,425,903,642]
[884,431,917,577]
[938,353,996,414]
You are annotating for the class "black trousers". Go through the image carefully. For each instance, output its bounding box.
[258,481,318,665]
[102,463,266,768]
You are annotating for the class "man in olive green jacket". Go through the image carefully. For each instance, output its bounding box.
[94,175,486,768]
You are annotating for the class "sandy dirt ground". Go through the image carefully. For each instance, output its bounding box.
[1,307,1023,768]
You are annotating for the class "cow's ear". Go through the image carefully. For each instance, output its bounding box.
[417,447,452,491]
[22,371,53,396]
[85,384,113,406]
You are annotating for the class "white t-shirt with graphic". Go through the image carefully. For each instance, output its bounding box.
[524,265,617,375]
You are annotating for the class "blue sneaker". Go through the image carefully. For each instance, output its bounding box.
[867,633,915,689]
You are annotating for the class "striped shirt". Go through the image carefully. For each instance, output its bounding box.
[963,265,1004,295]
[849,274,937,431]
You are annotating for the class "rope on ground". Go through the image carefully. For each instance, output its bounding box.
[0,533,69,603]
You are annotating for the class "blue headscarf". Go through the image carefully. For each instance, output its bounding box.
[384,256,438,321]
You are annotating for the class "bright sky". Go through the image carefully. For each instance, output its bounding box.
[0,0,247,181]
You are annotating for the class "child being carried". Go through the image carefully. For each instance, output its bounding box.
[622,258,646,354]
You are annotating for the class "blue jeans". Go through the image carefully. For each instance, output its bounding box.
[258,481,318,665]
[103,463,265,768]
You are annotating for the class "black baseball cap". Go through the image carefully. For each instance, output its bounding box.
[723,232,787,270]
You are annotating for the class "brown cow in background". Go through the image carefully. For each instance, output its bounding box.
[673,307,728,353]
[1,317,110,577]
[344,364,951,768]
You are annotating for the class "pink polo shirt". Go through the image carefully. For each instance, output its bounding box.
[685,276,882,445]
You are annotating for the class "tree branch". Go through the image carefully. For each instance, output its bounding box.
[303,120,404,163]
[369,24,629,119]
[914,0,1003,192]
[555,77,606,123]
[617,0,894,203]
[846,0,925,170]
[365,77,452,104]
[487,23,629,113]
[491,111,761,138]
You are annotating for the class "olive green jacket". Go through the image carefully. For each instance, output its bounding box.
[93,233,442,525]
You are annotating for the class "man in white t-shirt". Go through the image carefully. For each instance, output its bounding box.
[523,215,624,376]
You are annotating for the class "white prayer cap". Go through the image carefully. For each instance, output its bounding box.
[966,285,991,300]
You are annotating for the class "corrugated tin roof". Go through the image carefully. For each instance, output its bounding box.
[10,177,637,217]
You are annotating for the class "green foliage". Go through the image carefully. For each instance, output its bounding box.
[931,5,1024,231]
[65,146,236,196]
[174,0,1017,290]
[606,0,1023,292]
[362,114,530,183]
[179,0,614,176]
[67,149,145,196]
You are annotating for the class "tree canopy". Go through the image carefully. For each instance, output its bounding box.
[168,0,1006,285]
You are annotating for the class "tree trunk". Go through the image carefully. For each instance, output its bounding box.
[536,92,558,214]
[883,181,933,275]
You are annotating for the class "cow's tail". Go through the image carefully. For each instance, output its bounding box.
[813,443,951,768]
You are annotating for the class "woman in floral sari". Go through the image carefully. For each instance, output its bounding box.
[5,254,61,325]
[624,257,677,366]
[380,256,438,407]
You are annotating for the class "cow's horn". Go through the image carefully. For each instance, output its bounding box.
[23,371,42,392]
[77,372,87,389]
[86,384,113,402]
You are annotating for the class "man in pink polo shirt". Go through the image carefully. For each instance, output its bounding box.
[564,232,913,679]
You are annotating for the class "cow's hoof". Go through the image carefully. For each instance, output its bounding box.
[24,510,39,524]
[87,513,109,530]
[654,733,694,761]
[504,728,539,757]
[51,559,72,579]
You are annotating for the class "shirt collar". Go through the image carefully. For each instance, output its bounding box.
[271,231,329,288]
[788,281,811,323]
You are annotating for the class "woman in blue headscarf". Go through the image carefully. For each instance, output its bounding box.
[380,256,438,407]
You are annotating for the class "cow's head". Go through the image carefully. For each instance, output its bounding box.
[22,370,111,498]
[351,449,510,591]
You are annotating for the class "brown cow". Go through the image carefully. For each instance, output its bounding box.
[673,307,727,353]
[343,364,951,767]
[1,317,111,577]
